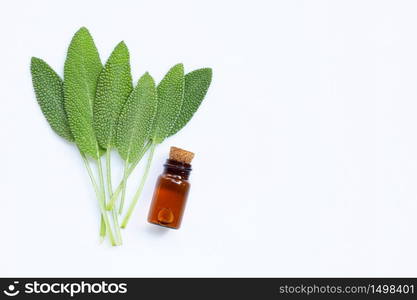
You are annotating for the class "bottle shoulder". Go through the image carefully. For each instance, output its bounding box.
[159,173,190,186]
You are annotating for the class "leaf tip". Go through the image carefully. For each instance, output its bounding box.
[171,63,184,73]
[117,40,127,47]
[115,40,129,54]
[186,67,213,82]
[141,71,155,84]
[77,26,90,33]
[31,56,43,64]
[73,26,93,40]
[30,57,45,73]
[204,67,213,79]
[30,56,39,67]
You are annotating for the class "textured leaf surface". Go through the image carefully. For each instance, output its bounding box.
[169,68,212,137]
[152,63,184,143]
[31,57,74,142]
[64,27,103,159]
[116,73,157,163]
[94,41,133,149]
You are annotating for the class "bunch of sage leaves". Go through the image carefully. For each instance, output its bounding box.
[31,27,212,246]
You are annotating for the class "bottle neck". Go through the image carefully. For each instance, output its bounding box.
[163,159,192,180]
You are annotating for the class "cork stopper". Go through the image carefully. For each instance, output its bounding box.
[169,146,194,164]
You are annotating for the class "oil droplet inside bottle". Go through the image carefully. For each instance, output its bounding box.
[157,208,175,225]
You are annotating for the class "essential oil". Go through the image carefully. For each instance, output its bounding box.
[147,147,194,229]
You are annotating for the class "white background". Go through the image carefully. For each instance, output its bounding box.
[1,0,417,277]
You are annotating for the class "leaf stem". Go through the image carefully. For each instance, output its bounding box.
[111,207,123,245]
[97,156,117,246]
[106,141,152,211]
[121,143,157,228]
[79,150,107,242]
[105,149,113,198]
[80,150,99,195]
[99,215,106,243]
[118,160,130,215]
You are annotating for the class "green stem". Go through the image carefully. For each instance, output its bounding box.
[97,157,116,246]
[121,143,157,228]
[111,208,123,245]
[106,149,113,199]
[118,160,130,215]
[80,150,100,196]
[99,215,106,243]
[79,150,106,241]
[106,141,152,211]
[104,148,122,244]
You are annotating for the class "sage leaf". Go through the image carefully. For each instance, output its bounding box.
[116,72,158,163]
[94,41,133,149]
[169,68,212,137]
[152,63,184,144]
[31,57,74,142]
[64,27,103,159]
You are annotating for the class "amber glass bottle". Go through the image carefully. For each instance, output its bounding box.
[148,147,194,229]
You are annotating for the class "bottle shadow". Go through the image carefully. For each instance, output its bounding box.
[145,224,170,236]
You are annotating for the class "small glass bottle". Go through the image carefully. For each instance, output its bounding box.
[147,147,194,229]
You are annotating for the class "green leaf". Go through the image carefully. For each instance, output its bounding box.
[152,63,184,143]
[116,73,158,163]
[64,27,103,159]
[94,41,133,149]
[30,57,74,142]
[168,68,212,136]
